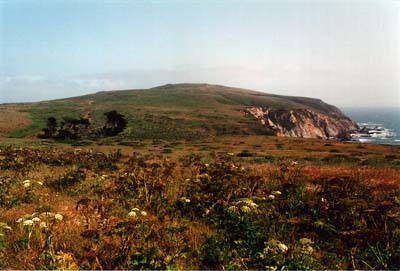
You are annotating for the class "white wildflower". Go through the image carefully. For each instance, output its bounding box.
[40,212,55,219]
[249,202,258,208]
[0,223,11,231]
[300,238,313,245]
[272,191,282,196]
[54,214,63,221]
[268,194,275,200]
[23,179,31,184]
[228,206,238,213]
[278,243,288,252]
[140,211,147,216]
[16,218,23,223]
[132,207,140,212]
[181,197,190,203]
[128,211,137,217]
[243,199,253,205]
[23,182,31,188]
[240,205,251,213]
[23,220,34,226]
[32,217,41,223]
[37,181,43,186]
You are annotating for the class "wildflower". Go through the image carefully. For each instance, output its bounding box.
[265,239,289,254]
[181,197,190,203]
[32,217,41,223]
[16,218,23,223]
[132,207,140,212]
[227,152,234,156]
[299,238,314,254]
[278,243,288,252]
[268,194,275,200]
[37,181,43,186]
[40,212,55,219]
[23,182,31,188]
[272,191,282,196]
[39,222,48,228]
[128,211,137,217]
[240,205,251,213]
[205,163,210,167]
[299,238,313,245]
[243,199,252,204]
[140,211,147,216]
[228,206,238,213]
[23,179,31,184]
[54,214,63,221]
[249,202,258,208]
[0,223,11,231]
[23,220,34,226]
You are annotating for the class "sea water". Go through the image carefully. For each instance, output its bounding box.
[342,107,400,145]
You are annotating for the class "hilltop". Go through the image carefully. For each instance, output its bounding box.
[1,83,357,140]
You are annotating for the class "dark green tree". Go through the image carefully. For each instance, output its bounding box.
[39,117,58,138]
[103,110,127,136]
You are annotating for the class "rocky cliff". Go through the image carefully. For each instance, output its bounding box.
[243,107,358,140]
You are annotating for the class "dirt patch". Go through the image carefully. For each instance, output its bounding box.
[79,99,94,107]
[0,106,31,136]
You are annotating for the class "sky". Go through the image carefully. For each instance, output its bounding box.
[0,0,399,107]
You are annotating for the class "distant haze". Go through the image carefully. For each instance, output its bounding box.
[0,0,399,108]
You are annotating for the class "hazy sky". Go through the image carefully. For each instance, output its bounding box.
[0,0,399,107]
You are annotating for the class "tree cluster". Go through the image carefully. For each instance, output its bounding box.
[38,110,127,140]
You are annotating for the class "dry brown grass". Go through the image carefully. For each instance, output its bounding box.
[0,106,31,136]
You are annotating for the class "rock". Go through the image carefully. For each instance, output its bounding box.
[243,107,358,140]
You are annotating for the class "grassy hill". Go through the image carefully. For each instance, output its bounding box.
[4,83,349,140]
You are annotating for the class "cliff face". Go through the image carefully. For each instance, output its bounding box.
[243,107,358,139]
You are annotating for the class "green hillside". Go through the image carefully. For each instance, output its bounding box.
[7,83,345,140]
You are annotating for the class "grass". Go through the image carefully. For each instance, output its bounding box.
[0,136,399,269]
[1,83,398,269]
[4,83,352,140]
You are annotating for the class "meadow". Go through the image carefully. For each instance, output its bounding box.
[0,135,399,269]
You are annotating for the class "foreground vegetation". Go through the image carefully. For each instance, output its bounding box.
[0,139,399,269]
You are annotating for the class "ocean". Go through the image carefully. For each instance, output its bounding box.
[342,107,400,145]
